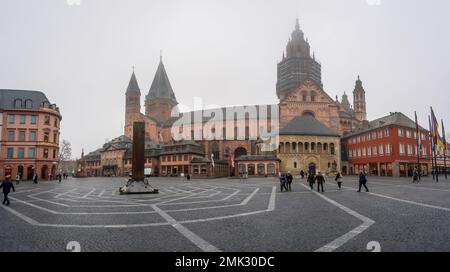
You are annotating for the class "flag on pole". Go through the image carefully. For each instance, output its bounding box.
[415,111,422,155]
[442,120,447,150]
[431,107,445,150]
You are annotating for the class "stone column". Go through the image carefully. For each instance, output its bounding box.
[132,122,145,181]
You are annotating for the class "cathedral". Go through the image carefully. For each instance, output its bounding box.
[81,19,368,177]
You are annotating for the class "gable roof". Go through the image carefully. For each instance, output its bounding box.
[280,115,340,137]
[281,78,335,104]
[146,60,176,101]
[344,112,428,138]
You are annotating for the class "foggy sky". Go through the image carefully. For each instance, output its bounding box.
[1,0,449,158]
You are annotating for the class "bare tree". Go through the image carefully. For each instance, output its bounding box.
[58,140,73,173]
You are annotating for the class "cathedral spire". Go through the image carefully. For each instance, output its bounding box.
[147,57,176,101]
[295,18,300,30]
[126,69,140,93]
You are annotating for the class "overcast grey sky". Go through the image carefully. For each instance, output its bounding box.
[1,0,449,158]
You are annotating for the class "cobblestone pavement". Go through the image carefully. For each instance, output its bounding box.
[1,175,449,252]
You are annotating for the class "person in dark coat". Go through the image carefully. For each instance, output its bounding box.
[315,171,325,193]
[58,173,62,183]
[300,170,305,179]
[307,172,315,190]
[279,174,288,192]
[358,171,369,192]
[286,172,293,191]
[1,175,15,206]
[335,172,343,189]
[412,167,419,183]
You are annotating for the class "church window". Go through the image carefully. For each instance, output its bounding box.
[302,111,315,118]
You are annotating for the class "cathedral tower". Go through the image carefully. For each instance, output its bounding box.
[276,19,322,99]
[145,56,178,125]
[353,75,367,122]
[341,92,351,111]
[124,70,142,138]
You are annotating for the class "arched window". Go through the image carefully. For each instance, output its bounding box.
[285,142,291,153]
[330,143,336,155]
[292,142,297,152]
[279,143,284,154]
[25,99,33,109]
[294,162,298,168]
[302,111,315,118]
[317,143,322,153]
[234,147,247,159]
[14,99,22,108]
[298,142,304,153]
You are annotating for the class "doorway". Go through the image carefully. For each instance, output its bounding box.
[308,163,316,175]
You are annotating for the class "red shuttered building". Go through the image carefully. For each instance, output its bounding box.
[342,112,431,177]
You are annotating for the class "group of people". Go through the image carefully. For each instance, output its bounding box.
[48,173,69,182]
[13,172,69,185]
[281,170,370,193]
[279,172,294,192]
[412,167,421,183]
[1,171,72,206]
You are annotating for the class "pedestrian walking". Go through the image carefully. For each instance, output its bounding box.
[33,173,38,184]
[412,167,419,183]
[358,171,369,192]
[58,173,62,183]
[286,171,293,191]
[335,172,343,189]
[1,175,15,206]
[307,172,315,190]
[15,174,20,185]
[300,170,305,179]
[279,174,288,192]
[315,171,325,193]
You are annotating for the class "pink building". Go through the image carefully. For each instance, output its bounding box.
[0,89,61,180]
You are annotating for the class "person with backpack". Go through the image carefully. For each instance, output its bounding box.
[315,171,325,193]
[307,172,315,190]
[335,172,343,189]
[358,171,369,192]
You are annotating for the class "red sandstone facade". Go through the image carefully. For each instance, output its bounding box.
[343,112,431,177]
[0,90,61,180]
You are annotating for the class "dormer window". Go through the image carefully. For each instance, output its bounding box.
[25,99,33,109]
[14,99,22,108]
